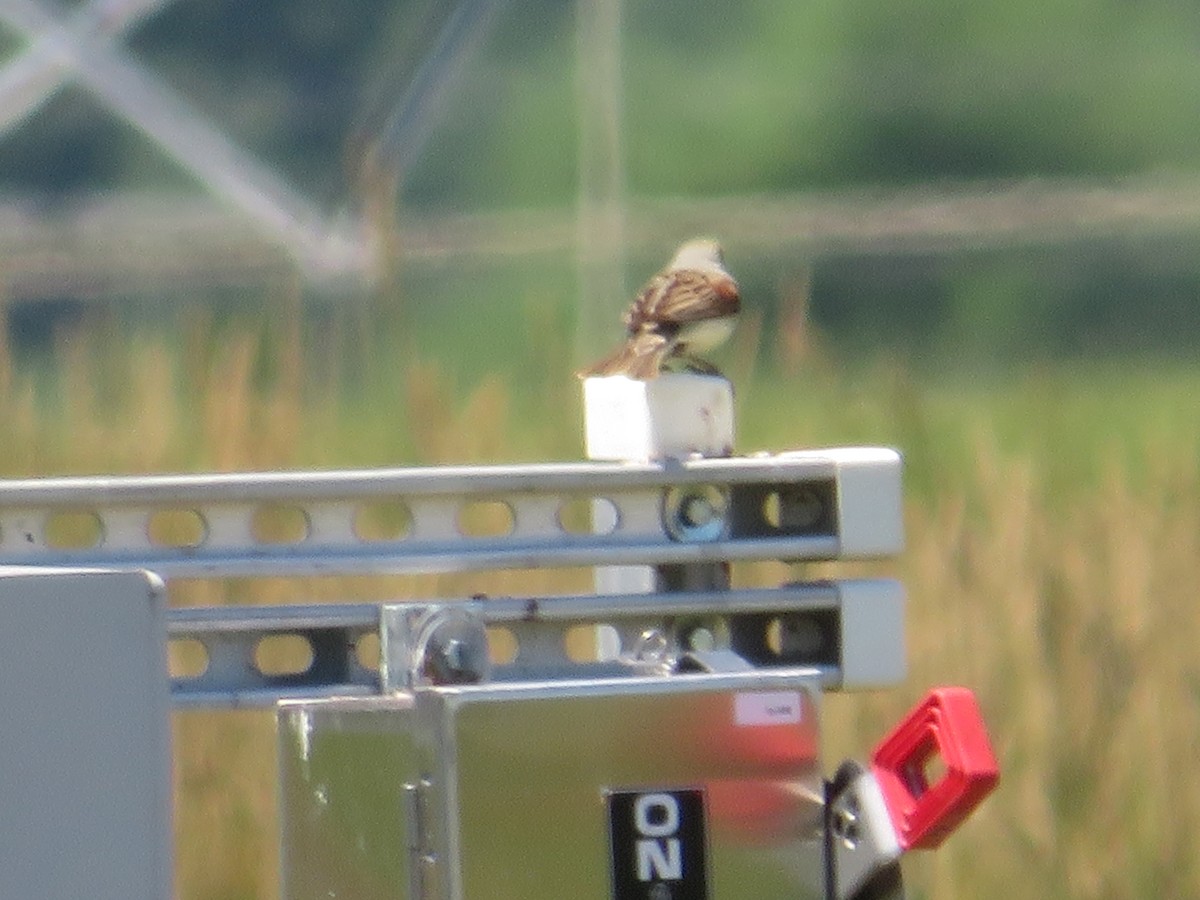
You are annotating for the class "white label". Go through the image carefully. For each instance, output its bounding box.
[733,691,803,726]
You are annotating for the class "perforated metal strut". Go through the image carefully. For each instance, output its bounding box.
[168,580,905,707]
[0,449,901,575]
[0,448,904,706]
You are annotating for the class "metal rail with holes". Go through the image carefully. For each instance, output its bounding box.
[167,579,905,707]
[0,448,901,577]
[0,447,904,708]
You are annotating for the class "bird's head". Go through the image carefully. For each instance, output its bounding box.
[668,238,726,272]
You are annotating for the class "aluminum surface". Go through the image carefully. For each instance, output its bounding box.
[0,449,901,576]
[278,696,418,900]
[426,670,827,899]
[826,763,905,899]
[169,580,904,706]
[0,568,172,898]
[170,603,379,708]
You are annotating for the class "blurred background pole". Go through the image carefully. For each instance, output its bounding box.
[574,0,627,366]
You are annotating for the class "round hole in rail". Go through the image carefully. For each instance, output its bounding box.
[556,497,619,535]
[168,638,209,679]
[485,626,520,665]
[457,500,515,538]
[251,504,310,545]
[254,634,315,677]
[678,617,728,653]
[354,632,381,671]
[564,624,622,663]
[353,499,413,542]
[44,509,104,550]
[765,614,827,659]
[147,508,208,548]
[762,487,826,533]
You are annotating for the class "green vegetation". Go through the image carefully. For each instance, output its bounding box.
[11,1,1200,198]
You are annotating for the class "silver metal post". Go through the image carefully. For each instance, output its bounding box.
[583,373,737,665]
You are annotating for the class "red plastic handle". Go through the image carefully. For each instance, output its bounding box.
[870,687,1000,850]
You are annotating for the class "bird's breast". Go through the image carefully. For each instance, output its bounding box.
[676,315,737,352]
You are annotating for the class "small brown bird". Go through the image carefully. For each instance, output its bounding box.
[578,238,741,379]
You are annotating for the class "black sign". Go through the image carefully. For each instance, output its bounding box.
[606,788,709,900]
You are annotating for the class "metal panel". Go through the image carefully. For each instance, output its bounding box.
[427,671,826,900]
[278,697,419,900]
[0,567,171,900]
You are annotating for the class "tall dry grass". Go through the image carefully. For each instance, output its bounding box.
[0,301,1196,899]
[865,427,1200,899]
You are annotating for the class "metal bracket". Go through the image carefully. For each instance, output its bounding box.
[380,605,492,691]
[826,761,905,900]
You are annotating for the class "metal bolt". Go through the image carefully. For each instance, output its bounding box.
[633,628,669,664]
[417,611,490,685]
[832,796,861,848]
[681,494,715,528]
[441,638,466,670]
[663,485,729,542]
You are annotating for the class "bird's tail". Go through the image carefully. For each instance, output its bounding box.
[576,333,670,380]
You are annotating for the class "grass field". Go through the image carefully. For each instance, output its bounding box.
[2,300,1197,899]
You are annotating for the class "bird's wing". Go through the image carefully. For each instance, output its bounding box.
[623,269,740,333]
[576,331,671,379]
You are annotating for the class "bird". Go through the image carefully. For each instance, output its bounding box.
[577,238,741,380]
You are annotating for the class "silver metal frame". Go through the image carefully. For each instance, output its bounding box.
[0,448,905,708]
[0,449,900,576]
[169,579,905,707]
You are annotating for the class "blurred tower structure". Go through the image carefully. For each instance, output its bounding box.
[0,0,511,298]
[3,0,1200,332]
[0,0,368,287]
[573,0,627,365]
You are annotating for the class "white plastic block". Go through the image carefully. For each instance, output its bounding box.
[837,578,906,689]
[583,374,735,461]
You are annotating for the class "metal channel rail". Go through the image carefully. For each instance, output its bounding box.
[0,448,904,707]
